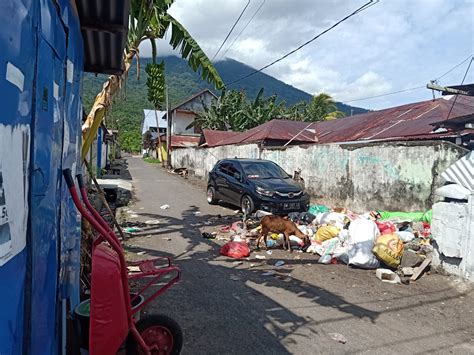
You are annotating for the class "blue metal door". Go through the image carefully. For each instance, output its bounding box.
[28,1,67,351]
[0,0,38,353]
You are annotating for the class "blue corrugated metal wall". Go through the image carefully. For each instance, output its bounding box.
[0,0,83,353]
[58,0,83,315]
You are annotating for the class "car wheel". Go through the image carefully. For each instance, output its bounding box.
[241,195,255,215]
[207,186,218,205]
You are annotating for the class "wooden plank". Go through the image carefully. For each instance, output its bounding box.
[411,253,433,281]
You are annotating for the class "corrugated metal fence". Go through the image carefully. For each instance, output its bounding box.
[0,0,83,353]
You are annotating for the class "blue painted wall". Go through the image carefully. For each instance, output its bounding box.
[0,0,84,353]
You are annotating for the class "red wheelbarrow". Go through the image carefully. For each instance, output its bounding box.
[63,169,182,354]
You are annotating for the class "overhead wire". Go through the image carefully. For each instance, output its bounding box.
[345,86,426,103]
[345,54,474,103]
[434,53,473,81]
[220,0,266,60]
[211,0,251,62]
[224,0,379,86]
[445,56,473,121]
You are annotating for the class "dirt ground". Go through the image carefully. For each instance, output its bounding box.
[122,156,474,355]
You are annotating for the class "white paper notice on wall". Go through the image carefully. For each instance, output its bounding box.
[67,59,74,83]
[0,124,31,266]
[6,62,24,92]
[53,82,59,101]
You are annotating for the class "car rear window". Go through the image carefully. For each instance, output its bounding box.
[240,161,289,179]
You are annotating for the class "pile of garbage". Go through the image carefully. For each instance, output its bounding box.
[215,204,434,284]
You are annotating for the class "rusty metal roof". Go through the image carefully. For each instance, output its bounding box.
[200,129,241,147]
[159,134,200,148]
[217,119,318,146]
[430,112,474,131]
[76,0,130,74]
[314,95,474,143]
[204,95,474,147]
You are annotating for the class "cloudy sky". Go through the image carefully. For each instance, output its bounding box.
[140,0,474,110]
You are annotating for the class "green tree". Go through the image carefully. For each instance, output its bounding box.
[142,130,155,151]
[121,131,142,153]
[289,93,344,121]
[239,89,285,129]
[82,0,224,160]
[191,90,247,131]
[191,88,286,132]
[307,93,344,120]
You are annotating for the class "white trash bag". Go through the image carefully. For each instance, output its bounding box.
[342,218,380,269]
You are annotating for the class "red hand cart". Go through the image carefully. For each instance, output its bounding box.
[63,169,182,354]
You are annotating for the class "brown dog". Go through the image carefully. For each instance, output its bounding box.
[256,215,308,252]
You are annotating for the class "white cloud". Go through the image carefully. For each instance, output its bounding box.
[139,0,474,110]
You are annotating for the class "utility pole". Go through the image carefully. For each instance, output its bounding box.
[426,82,471,96]
[165,84,171,168]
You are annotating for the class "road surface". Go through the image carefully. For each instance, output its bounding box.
[124,156,474,354]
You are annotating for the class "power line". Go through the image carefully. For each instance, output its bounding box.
[435,54,473,81]
[345,54,474,103]
[225,0,379,86]
[212,0,251,62]
[220,0,266,60]
[345,86,426,103]
[445,56,473,121]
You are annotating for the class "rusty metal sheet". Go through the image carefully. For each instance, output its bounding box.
[202,96,474,147]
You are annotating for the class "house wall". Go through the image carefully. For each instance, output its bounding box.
[172,91,215,135]
[171,140,466,212]
[431,196,474,281]
[178,91,215,112]
[172,111,196,134]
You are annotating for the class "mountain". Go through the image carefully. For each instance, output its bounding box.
[81,56,367,150]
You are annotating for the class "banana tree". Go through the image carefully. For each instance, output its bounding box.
[82,0,224,160]
[145,39,166,166]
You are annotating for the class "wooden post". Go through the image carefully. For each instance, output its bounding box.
[166,84,172,168]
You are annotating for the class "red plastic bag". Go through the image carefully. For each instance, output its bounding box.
[219,241,250,259]
[421,222,431,237]
[376,221,396,235]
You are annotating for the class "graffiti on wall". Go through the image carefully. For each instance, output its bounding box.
[0,124,30,266]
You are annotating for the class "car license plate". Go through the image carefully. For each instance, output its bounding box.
[283,202,300,210]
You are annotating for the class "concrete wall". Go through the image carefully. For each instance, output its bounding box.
[172,143,260,179]
[171,140,466,212]
[432,196,474,281]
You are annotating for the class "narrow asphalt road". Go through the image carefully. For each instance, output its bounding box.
[124,156,474,355]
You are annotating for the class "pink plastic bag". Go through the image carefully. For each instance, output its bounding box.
[219,241,250,259]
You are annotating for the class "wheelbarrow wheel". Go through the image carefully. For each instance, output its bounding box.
[126,314,183,355]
